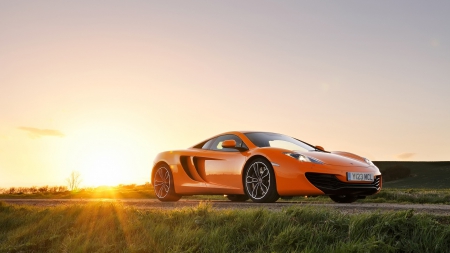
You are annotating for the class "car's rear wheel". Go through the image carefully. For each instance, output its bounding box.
[153,165,181,202]
[244,158,279,203]
[329,194,358,203]
[226,194,249,202]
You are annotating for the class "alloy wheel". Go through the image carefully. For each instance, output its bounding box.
[154,166,170,199]
[245,161,271,200]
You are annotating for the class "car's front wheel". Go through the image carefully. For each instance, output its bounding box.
[329,194,358,203]
[153,164,181,202]
[244,158,279,203]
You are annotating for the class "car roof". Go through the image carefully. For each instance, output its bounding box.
[191,131,281,144]
[228,130,278,134]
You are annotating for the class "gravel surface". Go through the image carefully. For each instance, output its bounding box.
[2,199,450,215]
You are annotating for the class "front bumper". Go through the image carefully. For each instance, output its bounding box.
[305,172,381,196]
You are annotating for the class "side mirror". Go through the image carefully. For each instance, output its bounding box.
[222,139,237,148]
[315,145,325,151]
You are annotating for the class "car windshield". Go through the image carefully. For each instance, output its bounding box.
[244,132,315,152]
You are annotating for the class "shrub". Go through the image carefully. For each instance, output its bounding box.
[8,187,16,194]
[29,186,38,193]
[48,186,58,193]
[16,187,26,194]
[38,185,49,193]
[58,186,68,192]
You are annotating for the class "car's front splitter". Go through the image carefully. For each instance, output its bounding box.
[305,172,381,196]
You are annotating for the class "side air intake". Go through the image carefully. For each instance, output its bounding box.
[180,156,206,182]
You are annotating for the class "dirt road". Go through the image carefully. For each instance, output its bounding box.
[2,199,450,215]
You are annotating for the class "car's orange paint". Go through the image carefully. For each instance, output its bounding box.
[151,131,382,198]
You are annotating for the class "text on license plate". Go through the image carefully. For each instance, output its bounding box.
[347,172,374,182]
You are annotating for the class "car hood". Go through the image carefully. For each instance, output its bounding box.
[304,151,369,167]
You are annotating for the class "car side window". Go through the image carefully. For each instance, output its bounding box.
[201,138,215,150]
[210,134,246,152]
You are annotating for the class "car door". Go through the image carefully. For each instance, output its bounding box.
[201,134,248,193]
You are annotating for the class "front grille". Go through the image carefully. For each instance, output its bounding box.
[305,173,381,195]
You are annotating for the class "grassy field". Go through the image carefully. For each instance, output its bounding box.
[2,187,450,205]
[283,188,450,204]
[1,201,450,253]
[0,184,155,199]
[364,188,450,204]
[2,187,450,204]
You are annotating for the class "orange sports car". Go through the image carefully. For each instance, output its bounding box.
[151,131,382,203]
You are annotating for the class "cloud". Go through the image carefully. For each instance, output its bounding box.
[396,152,416,160]
[18,127,65,139]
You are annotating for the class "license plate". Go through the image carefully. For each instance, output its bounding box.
[347,172,374,182]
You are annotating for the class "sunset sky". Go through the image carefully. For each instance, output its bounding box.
[1,1,449,188]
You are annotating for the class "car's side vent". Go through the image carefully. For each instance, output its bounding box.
[180,156,195,181]
[180,156,205,182]
[192,157,208,182]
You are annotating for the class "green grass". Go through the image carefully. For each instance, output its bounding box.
[365,188,450,204]
[2,187,450,205]
[278,188,450,204]
[1,201,450,253]
[374,161,450,188]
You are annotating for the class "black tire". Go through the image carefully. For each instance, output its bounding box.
[153,164,181,202]
[226,194,249,202]
[244,158,279,203]
[329,194,358,203]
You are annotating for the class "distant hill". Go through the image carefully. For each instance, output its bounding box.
[373,161,450,189]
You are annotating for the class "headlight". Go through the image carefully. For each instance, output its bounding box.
[363,157,374,166]
[284,152,324,164]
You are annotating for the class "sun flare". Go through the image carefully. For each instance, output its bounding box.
[66,121,147,187]
[77,145,129,186]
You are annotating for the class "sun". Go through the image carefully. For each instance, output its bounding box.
[76,144,130,186]
[66,121,145,187]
